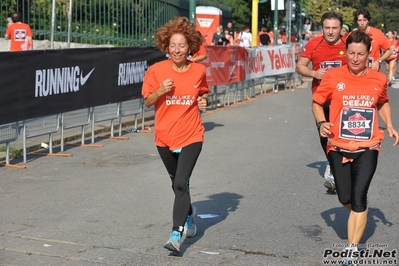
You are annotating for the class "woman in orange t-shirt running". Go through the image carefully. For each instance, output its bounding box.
[142,16,211,254]
[312,31,399,264]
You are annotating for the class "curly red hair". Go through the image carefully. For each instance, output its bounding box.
[155,16,204,55]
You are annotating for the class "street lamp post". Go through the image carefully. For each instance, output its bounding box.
[273,0,278,45]
[189,0,197,25]
[298,0,302,41]
[285,0,296,44]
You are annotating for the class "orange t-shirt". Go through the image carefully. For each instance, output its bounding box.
[192,44,206,59]
[300,36,347,94]
[5,22,33,51]
[268,31,274,45]
[365,27,390,66]
[387,38,399,61]
[278,34,287,44]
[142,60,211,150]
[313,66,388,153]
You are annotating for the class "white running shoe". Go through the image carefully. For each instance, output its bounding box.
[324,174,336,194]
[342,246,357,265]
[324,161,331,180]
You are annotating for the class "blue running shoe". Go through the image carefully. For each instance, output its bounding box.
[185,205,197,238]
[164,230,185,253]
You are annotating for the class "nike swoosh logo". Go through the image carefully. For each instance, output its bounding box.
[80,68,95,86]
[374,88,379,90]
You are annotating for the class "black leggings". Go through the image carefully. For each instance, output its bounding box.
[327,150,379,212]
[316,100,331,156]
[157,142,202,232]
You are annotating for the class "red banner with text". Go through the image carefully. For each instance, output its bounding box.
[202,46,246,86]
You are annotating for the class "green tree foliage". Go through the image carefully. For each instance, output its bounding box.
[304,0,356,28]
[251,0,399,37]
[338,7,357,28]
[304,0,399,32]
[365,1,399,31]
[304,0,333,27]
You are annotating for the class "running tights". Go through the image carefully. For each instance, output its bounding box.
[317,100,331,156]
[328,150,379,212]
[157,142,202,232]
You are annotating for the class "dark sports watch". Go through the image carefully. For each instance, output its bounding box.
[317,121,326,130]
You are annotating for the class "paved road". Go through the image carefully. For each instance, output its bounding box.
[1,79,399,266]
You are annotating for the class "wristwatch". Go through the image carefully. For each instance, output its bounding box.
[377,59,382,64]
[317,121,326,130]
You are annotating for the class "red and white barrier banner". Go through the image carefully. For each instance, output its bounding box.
[202,45,296,86]
[244,45,296,80]
[0,45,298,125]
[202,46,246,86]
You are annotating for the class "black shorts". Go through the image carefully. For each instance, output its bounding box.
[327,149,379,212]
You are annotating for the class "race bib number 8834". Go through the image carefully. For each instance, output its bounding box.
[340,107,374,140]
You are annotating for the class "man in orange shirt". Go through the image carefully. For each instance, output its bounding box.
[296,12,347,193]
[5,12,33,51]
[353,8,392,71]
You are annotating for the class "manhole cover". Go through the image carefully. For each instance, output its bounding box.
[83,153,158,167]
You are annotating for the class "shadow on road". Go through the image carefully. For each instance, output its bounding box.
[176,192,243,255]
[307,160,327,178]
[321,207,393,243]
[203,121,224,132]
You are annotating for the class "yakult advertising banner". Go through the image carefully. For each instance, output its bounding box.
[202,45,295,85]
[244,45,296,80]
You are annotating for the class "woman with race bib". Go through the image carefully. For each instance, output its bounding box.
[312,30,399,266]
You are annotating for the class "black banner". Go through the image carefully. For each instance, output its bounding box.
[0,47,165,125]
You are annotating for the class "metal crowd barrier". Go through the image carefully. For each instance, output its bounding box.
[208,74,297,109]
[138,98,154,133]
[22,114,71,163]
[60,108,101,150]
[0,122,24,168]
[0,73,298,168]
[119,98,146,134]
[92,102,129,141]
